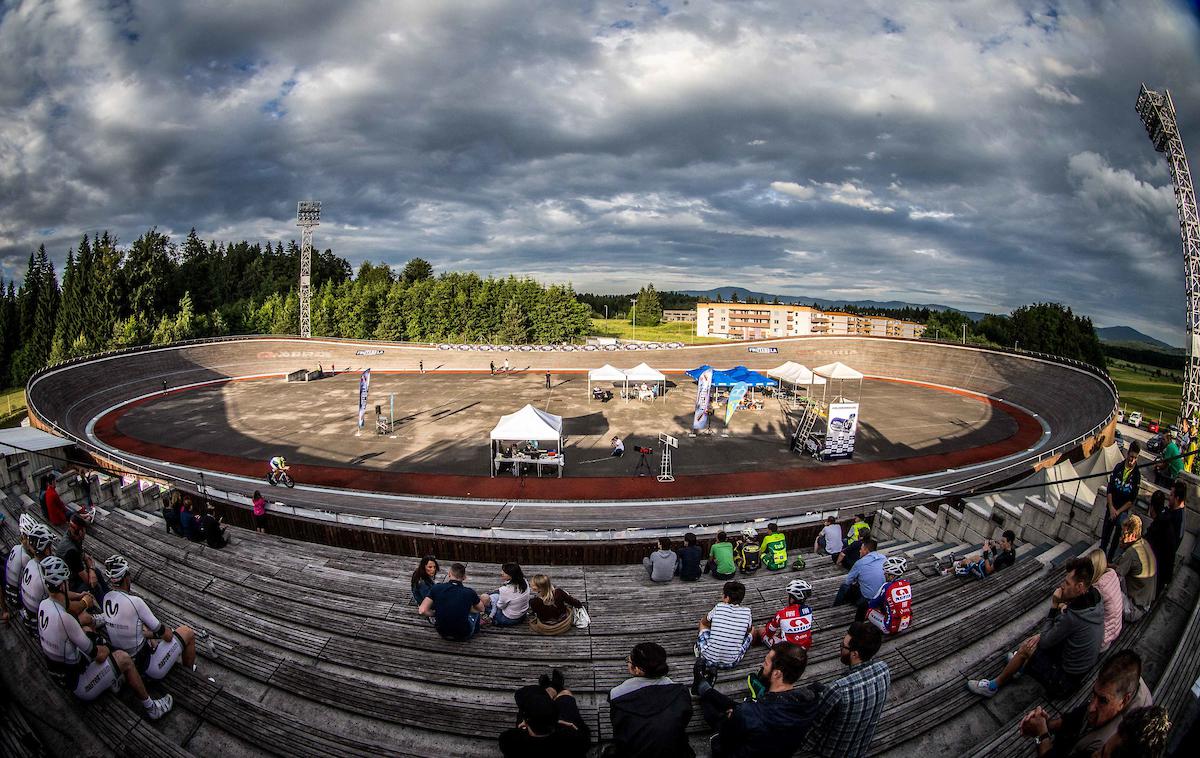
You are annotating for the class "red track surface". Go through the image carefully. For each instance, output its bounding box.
[94,379,1043,501]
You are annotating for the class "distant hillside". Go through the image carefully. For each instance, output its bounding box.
[1094,326,1180,351]
[681,287,990,321]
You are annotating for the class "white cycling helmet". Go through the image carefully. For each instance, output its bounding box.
[883,556,908,576]
[785,578,813,602]
[104,555,130,583]
[28,524,54,553]
[40,556,71,588]
[741,527,758,541]
[19,513,39,537]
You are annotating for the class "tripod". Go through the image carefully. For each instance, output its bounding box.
[634,451,653,477]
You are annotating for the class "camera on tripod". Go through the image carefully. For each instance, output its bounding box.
[634,445,654,455]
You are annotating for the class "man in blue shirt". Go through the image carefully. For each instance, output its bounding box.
[834,539,885,623]
[418,563,484,641]
[1102,443,1141,560]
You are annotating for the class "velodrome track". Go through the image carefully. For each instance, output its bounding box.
[26,336,1118,536]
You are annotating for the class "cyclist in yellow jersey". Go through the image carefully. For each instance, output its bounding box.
[759,523,789,571]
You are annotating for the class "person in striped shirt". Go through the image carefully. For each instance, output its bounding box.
[692,581,754,694]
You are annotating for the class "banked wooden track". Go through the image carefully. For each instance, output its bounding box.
[26,336,1117,541]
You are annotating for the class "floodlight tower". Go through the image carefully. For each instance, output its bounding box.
[1136,85,1200,421]
[296,201,321,339]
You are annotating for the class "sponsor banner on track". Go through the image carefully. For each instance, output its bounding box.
[358,368,371,428]
[725,382,749,425]
[747,347,779,353]
[355,349,385,356]
[256,350,332,360]
[693,369,713,430]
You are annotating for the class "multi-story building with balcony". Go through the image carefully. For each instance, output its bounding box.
[696,303,926,341]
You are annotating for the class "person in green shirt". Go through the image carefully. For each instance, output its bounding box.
[759,523,789,571]
[1157,431,1184,484]
[706,531,737,579]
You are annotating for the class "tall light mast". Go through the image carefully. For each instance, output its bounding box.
[1136,85,1200,421]
[296,201,321,339]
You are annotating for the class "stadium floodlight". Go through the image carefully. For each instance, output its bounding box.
[1136,84,1200,421]
[296,201,322,339]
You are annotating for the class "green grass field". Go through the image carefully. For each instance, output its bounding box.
[0,387,27,429]
[1108,361,1183,424]
[589,318,726,344]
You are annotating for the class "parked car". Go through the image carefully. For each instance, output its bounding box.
[1128,411,1143,428]
[1148,419,1161,434]
[1146,433,1166,454]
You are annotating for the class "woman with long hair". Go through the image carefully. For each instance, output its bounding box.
[481,562,531,627]
[409,556,440,606]
[527,574,584,635]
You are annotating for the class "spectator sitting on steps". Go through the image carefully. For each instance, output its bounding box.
[36,556,174,719]
[968,557,1104,699]
[706,532,737,580]
[1085,549,1124,653]
[607,642,694,758]
[833,538,884,623]
[644,537,679,582]
[4,515,40,624]
[759,523,789,571]
[1017,649,1151,758]
[409,556,440,606]
[44,475,68,527]
[1115,515,1156,622]
[22,523,95,629]
[57,510,109,601]
[954,530,1017,579]
[179,500,202,543]
[200,505,228,549]
[692,581,754,694]
[815,516,843,564]
[1095,705,1170,758]
[527,574,584,635]
[480,563,531,627]
[676,532,703,582]
[499,670,591,757]
[805,622,890,758]
[418,563,484,641]
[698,642,821,758]
[101,555,199,680]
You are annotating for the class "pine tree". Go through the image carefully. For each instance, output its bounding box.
[51,249,83,362]
[0,278,11,375]
[632,283,664,327]
[497,298,528,344]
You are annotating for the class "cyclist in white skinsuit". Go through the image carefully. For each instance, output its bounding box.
[100,555,197,679]
[3,514,39,619]
[21,524,95,630]
[37,556,174,718]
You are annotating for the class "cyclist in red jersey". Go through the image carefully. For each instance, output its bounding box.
[866,556,913,635]
[755,579,815,649]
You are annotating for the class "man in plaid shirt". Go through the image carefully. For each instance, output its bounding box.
[806,622,890,757]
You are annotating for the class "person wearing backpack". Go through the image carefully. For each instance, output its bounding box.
[734,528,761,575]
[759,523,789,571]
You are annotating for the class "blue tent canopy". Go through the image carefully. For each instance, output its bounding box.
[687,365,777,388]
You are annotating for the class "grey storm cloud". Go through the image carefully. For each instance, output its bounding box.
[1,0,1199,343]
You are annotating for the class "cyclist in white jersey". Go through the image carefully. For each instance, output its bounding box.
[101,555,197,678]
[21,524,94,630]
[37,556,173,718]
[3,514,39,622]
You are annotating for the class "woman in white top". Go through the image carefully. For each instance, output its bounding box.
[480,563,530,627]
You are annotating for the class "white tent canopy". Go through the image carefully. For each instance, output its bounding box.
[813,361,864,380]
[780,365,827,387]
[813,361,863,402]
[489,404,563,442]
[588,364,628,401]
[624,363,666,382]
[588,364,628,382]
[767,361,804,380]
[624,362,667,401]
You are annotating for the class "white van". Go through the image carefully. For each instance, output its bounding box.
[1128,411,1143,429]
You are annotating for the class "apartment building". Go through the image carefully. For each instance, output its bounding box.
[696,303,926,340]
[662,309,697,323]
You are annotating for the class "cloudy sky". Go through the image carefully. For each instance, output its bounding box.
[2,1,1199,343]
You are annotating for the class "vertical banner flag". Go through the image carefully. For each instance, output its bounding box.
[725,382,749,425]
[692,369,713,430]
[823,401,860,459]
[357,368,371,428]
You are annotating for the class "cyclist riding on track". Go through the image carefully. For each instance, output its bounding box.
[268,456,290,483]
